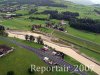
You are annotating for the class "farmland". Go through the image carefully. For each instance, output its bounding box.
[0,0,100,75]
[0,5,100,62]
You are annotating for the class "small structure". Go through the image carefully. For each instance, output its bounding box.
[0,45,14,57]
[60,20,67,25]
[7,13,16,18]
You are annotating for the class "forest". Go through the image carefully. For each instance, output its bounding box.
[69,18,100,33]
[42,10,79,20]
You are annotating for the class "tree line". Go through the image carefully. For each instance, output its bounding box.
[69,18,100,33]
[41,10,79,21]
[25,35,44,45]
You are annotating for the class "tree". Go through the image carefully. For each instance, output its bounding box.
[7,71,14,75]
[31,26,35,31]
[29,35,35,42]
[0,25,8,36]
[42,10,79,21]
[61,53,65,59]
[39,39,44,45]
[69,18,100,33]
[37,36,44,44]
[25,35,29,41]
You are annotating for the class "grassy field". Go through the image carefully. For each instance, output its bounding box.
[1,18,32,30]
[39,27,54,33]
[79,47,100,62]
[54,0,100,19]
[1,15,100,62]
[30,14,49,19]
[0,37,46,75]
[67,26,100,44]
[0,18,46,30]
[0,37,96,75]
[53,30,100,53]
[0,2,100,73]
[15,10,29,15]
[1,17,100,44]
[0,1,100,75]
[0,37,71,75]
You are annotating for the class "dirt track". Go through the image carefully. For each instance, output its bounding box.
[7,30,100,75]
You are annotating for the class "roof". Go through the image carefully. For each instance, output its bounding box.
[0,45,11,54]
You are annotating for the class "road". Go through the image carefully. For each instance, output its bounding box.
[6,30,100,75]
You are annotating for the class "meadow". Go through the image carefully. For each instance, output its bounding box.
[0,36,96,75]
[0,1,100,75]
[0,37,70,75]
[0,2,100,69]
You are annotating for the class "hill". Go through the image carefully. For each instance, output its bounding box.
[66,0,94,5]
[0,0,67,7]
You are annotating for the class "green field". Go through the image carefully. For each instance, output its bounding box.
[0,37,70,75]
[30,14,48,19]
[0,18,46,30]
[53,30,100,53]
[0,0,100,75]
[67,27,100,44]
[0,37,46,75]
[1,16,100,62]
[79,47,100,62]
[1,18,32,30]
[0,37,96,75]
[15,10,29,15]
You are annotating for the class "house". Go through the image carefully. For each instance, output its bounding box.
[0,45,14,57]
[3,13,16,19]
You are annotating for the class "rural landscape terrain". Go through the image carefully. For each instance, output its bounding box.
[0,0,100,75]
